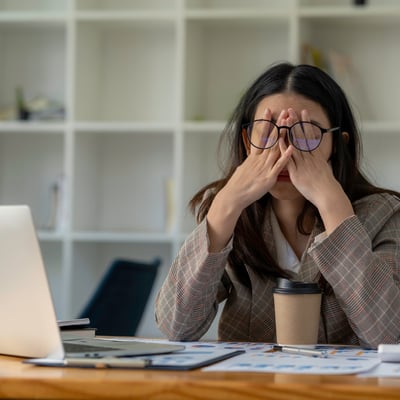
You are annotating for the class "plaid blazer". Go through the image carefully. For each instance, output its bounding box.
[155,193,400,347]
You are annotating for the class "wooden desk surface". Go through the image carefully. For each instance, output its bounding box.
[1,355,400,400]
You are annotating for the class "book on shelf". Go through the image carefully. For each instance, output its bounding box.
[301,43,371,119]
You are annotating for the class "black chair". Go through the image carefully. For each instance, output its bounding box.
[77,257,161,336]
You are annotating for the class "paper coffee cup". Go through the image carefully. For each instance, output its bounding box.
[273,278,322,345]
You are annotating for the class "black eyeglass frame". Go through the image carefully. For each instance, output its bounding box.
[242,119,341,152]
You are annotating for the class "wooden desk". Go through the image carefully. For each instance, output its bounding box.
[1,355,400,400]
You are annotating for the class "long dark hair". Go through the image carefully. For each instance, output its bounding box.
[189,62,397,283]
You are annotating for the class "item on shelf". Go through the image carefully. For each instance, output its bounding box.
[43,174,67,232]
[15,86,30,121]
[327,50,371,118]
[164,177,175,233]
[301,44,325,70]
[13,89,65,122]
[27,95,65,121]
[301,44,371,119]
[0,105,16,121]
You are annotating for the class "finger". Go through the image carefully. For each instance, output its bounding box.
[276,109,291,150]
[262,107,272,120]
[301,109,311,122]
[278,137,293,160]
[276,109,288,125]
[278,138,294,162]
[252,108,283,156]
[287,108,302,150]
[267,109,286,152]
[291,108,317,155]
[249,130,266,156]
[288,108,300,123]
[279,138,296,170]
[250,108,274,155]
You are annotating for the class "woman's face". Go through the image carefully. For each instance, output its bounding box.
[250,92,334,201]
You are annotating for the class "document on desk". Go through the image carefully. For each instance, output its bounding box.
[102,338,272,370]
[358,362,400,378]
[67,338,400,376]
[203,345,380,375]
[110,338,380,375]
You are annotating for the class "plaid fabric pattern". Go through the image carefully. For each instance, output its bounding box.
[155,193,400,347]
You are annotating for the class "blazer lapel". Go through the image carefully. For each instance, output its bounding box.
[297,221,324,282]
[264,207,324,283]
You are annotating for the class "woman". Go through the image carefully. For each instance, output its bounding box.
[155,62,400,347]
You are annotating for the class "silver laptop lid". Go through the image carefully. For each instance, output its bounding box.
[0,205,64,359]
[0,206,185,361]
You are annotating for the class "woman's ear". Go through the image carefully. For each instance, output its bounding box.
[242,128,251,155]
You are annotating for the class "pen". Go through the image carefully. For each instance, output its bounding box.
[272,345,328,358]
[65,357,153,368]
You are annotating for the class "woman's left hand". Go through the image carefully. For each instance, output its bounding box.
[280,108,354,235]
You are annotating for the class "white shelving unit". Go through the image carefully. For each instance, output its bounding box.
[1,0,400,338]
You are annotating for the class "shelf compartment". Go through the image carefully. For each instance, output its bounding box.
[184,17,290,122]
[0,131,64,230]
[0,23,66,122]
[70,241,172,336]
[362,133,400,192]
[299,16,400,122]
[75,20,177,122]
[73,131,174,233]
[40,241,64,318]
[181,128,222,234]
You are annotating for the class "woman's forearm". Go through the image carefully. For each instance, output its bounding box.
[206,190,243,253]
[311,215,400,347]
[155,221,231,340]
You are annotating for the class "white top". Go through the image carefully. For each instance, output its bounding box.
[270,210,301,275]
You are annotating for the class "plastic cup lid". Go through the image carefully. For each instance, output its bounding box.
[273,278,321,294]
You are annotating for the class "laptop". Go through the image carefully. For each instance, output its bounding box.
[0,205,184,366]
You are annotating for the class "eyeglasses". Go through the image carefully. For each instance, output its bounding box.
[242,119,340,152]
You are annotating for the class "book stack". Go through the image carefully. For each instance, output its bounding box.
[57,318,96,340]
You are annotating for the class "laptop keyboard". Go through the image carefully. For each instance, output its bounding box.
[63,342,121,353]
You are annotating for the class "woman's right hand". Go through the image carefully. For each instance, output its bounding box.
[223,109,293,210]
[206,108,293,252]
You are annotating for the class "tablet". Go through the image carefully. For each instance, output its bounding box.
[26,348,244,370]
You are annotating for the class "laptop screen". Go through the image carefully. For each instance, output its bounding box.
[0,205,64,358]
[0,206,185,361]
